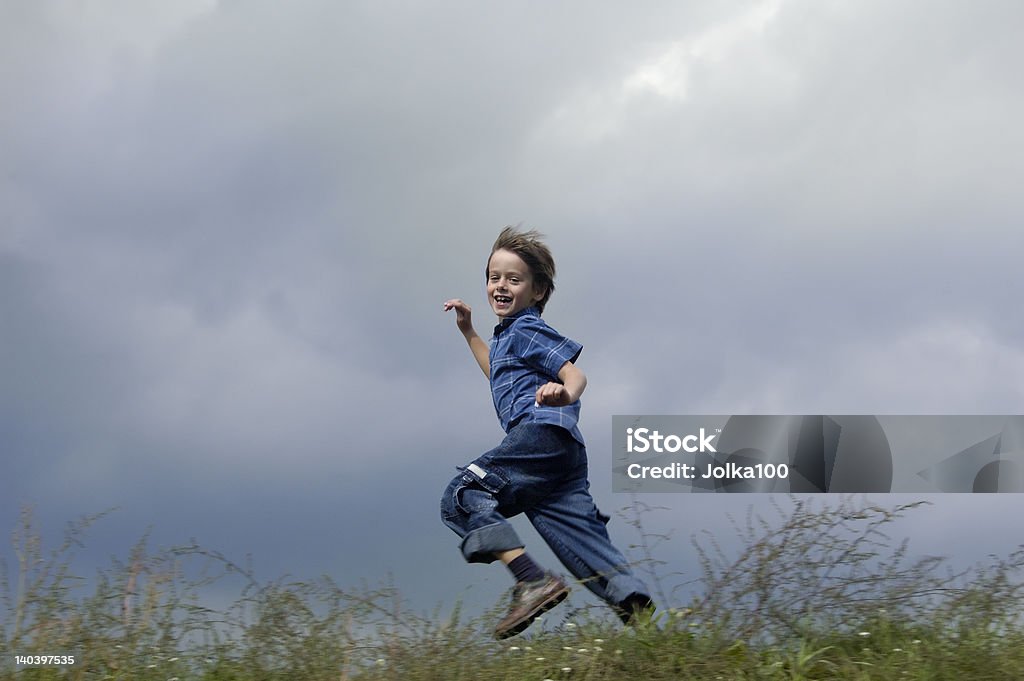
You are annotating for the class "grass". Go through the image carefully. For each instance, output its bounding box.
[2,497,1024,680]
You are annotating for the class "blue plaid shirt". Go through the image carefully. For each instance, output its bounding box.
[489,306,585,445]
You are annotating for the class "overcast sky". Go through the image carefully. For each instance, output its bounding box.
[2,0,1023,624]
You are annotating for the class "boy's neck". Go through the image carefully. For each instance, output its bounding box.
[495,306,540,329]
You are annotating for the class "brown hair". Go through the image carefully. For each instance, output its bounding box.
[487,226,556,313]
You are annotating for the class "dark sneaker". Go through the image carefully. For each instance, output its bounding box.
[616,593,655,625]
[494,573,570,639]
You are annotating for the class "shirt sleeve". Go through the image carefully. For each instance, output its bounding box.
[511,316,583,379]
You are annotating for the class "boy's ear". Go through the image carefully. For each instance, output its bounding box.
[531,283,547,303]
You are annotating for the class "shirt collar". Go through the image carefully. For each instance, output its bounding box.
[494,306,540,334]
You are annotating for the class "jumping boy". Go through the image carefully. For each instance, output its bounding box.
[441,226,654,639]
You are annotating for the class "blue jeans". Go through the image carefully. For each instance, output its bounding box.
[440,423,651,608]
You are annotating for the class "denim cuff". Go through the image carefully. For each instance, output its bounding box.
[460,522,524,564]
[603,572,652,606]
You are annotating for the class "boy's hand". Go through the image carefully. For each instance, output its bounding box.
[536,381,573,407]
[444,298,490,378]
[536,361,587,407]
[443,298,475,336]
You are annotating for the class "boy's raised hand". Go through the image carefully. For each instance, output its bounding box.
[444,298,491,378]
[443,298,475,336]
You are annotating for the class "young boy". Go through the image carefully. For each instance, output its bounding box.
[441,226,654,639]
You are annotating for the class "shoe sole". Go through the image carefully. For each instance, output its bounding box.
[494,585,570,640]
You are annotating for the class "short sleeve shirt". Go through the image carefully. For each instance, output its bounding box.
[489,306,585,445]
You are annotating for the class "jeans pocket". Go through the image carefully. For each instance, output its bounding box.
[443,464,512,521]
[457,462,510,495]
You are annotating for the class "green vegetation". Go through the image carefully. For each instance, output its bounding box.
[3,498,1023,680]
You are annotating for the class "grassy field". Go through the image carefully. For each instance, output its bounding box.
[3,498,1023,680]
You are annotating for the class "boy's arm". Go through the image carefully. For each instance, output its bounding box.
[464,332,490,379]
[535,360,587,407]
[443,298,490,379]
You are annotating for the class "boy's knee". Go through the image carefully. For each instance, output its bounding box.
[441,468,504,524]
[440,475,462,521]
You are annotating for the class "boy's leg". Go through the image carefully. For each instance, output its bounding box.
[439,465,524,564]
[440,471,571,639]
[439,424,576,636]
[455,425,652,618]
[525,463,654,619]
[440,423,579,563]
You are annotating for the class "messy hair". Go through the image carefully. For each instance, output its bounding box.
[486,225,556,314]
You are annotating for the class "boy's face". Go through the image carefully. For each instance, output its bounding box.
[486,249,545,318]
